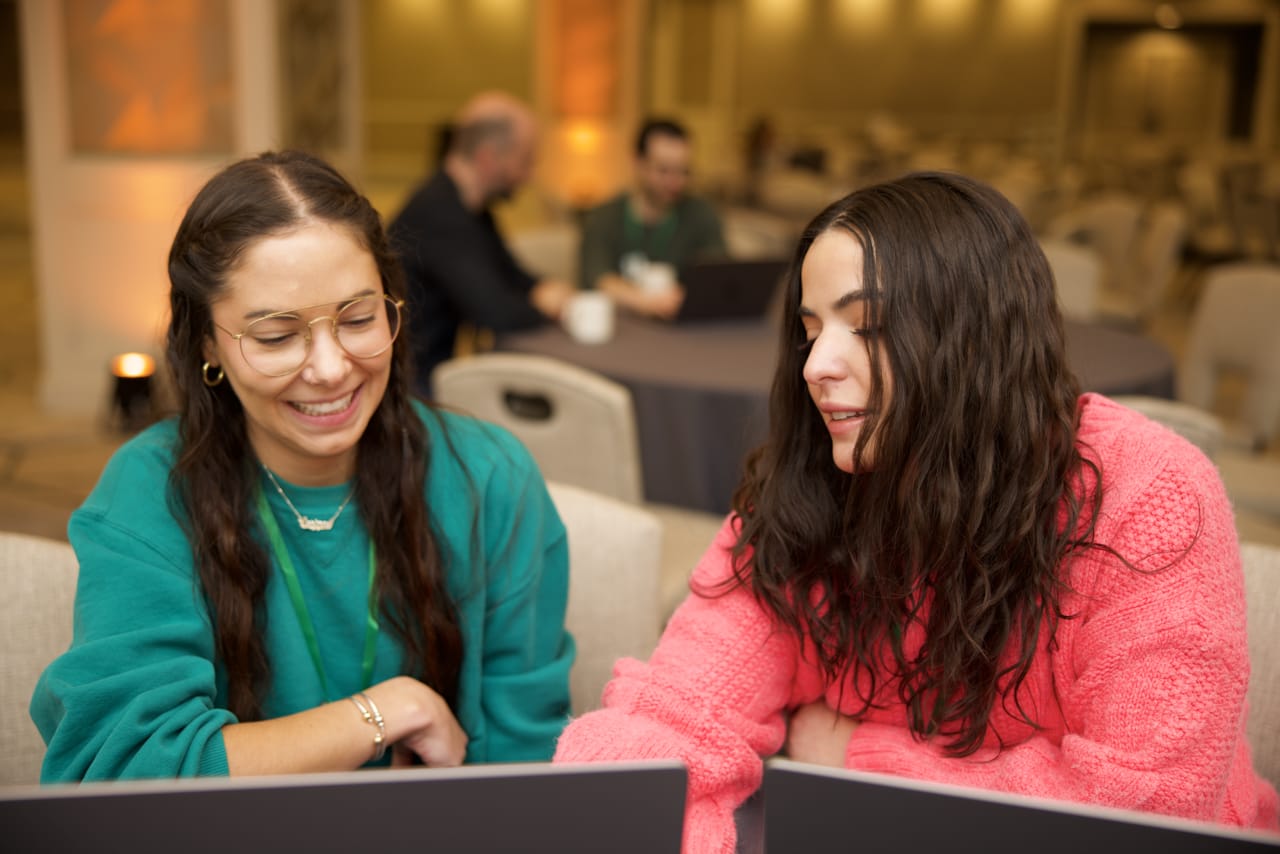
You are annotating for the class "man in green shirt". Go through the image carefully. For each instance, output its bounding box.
[579,118,726,318]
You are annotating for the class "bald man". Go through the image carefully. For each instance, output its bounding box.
[389,92,575,395]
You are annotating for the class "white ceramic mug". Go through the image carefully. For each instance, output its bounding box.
[562,291,615,345]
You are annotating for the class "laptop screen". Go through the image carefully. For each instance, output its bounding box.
[0,760,687,854]
[764,758,1278,853]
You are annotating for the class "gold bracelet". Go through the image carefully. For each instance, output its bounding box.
[349,692,387,762]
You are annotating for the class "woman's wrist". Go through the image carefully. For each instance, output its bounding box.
[348,692,387,762]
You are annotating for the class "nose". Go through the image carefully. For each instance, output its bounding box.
[300,319,351,386]
[802,331,848,387]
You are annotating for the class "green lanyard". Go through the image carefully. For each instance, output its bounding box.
[623,201,679,261]
[256,490,379,701]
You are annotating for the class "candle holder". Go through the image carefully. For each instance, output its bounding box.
[110,353,157,432]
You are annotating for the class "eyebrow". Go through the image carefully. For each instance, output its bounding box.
[797,288,868,318]
[242,289,379,321]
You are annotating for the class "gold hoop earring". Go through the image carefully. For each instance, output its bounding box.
[201,362,225,387]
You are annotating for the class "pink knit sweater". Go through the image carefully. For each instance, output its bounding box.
[554,395,1279,851]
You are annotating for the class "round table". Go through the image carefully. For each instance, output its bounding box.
[498,315,1175,514]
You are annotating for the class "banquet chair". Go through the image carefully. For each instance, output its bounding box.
[435,353,643,502]
[722,207,798,260]
[0,531,78,785]
[1242,541,1280,787]
[433,353,724,620]
[1046,193,1143,304]
[757,169,847,222]
[1177,160,1238,260]
[1040,238,1101,322]
[1180,262,1280,450]
[991,160,1049,231]
[1097,202,1188,325]
[546,481,662,714]
[1111,395,1224,460]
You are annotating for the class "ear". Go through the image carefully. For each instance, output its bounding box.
[201,335,219,367]
[474,140,502,174]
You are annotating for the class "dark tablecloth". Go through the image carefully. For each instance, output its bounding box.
[498,315,1175,514]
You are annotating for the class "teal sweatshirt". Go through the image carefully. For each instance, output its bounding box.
[31,404,574,781]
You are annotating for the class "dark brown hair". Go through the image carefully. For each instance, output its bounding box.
[165,150,462,720]
[730,172,1103,756]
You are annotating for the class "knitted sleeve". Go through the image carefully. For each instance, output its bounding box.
[843,451,1277,827]
[554,519,805,854]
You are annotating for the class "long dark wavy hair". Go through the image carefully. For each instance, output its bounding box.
[730,172,1105,756]
[166,150,462,721]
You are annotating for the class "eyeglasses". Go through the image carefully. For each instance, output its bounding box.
[214,294,404,377]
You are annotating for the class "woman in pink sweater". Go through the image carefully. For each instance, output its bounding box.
[554,172,1279,851]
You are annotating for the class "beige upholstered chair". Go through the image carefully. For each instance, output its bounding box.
[1180,262,1280,450]
[435,353,645,503]
[1242,541,1280,787]
[433,353,724,620]
[547,481,662,714]
[0,531,78,785]
[1040,238,1101,322]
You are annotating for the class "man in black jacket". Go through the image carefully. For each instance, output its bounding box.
[389,92,574,396]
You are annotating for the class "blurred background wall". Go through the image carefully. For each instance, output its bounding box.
[4,0,1279,414]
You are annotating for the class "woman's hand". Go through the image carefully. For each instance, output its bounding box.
[783,701,859,768]
[365,676,468,768]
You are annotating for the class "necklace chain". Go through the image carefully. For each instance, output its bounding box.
[262,467,355,532]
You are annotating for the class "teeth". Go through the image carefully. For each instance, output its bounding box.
[292,393,353,416]
[831,411,863,421]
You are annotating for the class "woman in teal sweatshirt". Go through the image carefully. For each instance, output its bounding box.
[31,151,574,780]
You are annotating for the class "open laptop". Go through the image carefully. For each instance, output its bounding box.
[763,758,1279,853]
[0,760,686,854]
[674,258,789,324]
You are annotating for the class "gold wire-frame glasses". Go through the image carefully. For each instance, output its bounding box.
[213,294,404,377]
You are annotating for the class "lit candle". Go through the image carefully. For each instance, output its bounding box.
[111,352,157,379]
[110,353,158,431]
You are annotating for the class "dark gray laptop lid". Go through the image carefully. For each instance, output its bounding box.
[764,758,1278,853]
[0,760,687,854]
[675,259,789,324]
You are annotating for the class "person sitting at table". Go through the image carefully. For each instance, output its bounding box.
[388,91,576,396]
[554,171,1278,851]
[31,150,574,781]
[579,118,727,319]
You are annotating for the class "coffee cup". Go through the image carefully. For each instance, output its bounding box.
[562,291,615,345]
[636,261,677,294]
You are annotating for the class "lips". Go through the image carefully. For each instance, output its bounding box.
[289,390,355,417]
[818,404,871,436]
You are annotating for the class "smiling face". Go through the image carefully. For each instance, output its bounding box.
[799,228,891,473]
[203,220,390,486]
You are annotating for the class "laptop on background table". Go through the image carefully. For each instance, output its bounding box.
[764,758,1278,853]
[0,760,687,854]
[674,258,789,324]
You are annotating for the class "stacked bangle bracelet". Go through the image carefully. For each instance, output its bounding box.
[349,691,387,762]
